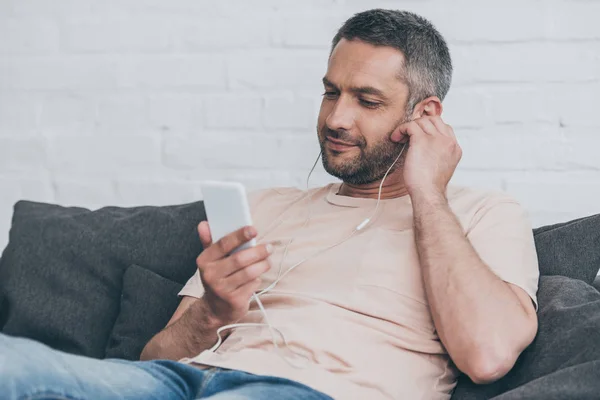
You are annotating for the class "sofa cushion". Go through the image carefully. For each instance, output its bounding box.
[105,264,184,360]
[451,275,600,399]
[1,198,600,363]
[532,213,600,285]
[0,200,205,358]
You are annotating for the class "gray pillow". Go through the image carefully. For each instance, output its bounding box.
[451,275,600,399]
[105,264,184,360]
[0,200,205,358]
[533,213,600,284]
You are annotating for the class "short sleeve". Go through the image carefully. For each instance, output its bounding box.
[178,269,205,299]
[466,199,540,310]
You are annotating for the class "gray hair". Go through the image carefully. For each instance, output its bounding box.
[331,9,453,114]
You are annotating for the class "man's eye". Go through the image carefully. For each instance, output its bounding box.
[359,99,380,109]
[322,91,338,99]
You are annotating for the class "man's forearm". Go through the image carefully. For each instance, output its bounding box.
[411,190,534,382]
[140,298,224,361]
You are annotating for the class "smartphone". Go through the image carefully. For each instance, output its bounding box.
[200,181,256,254]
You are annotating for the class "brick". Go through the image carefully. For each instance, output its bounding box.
[204,95,262,129]
[47,136,161,172]
[118,55,227,89]
[546,1,600,40]
[163,134,280,170]
[457,124,567,170]
[174,16,271,51]
[291,167,337,189]
[61,16,171,53]
[228,49,327,91]
[452,42,600,85]
[487,85,559,125]
[0,174,53,202]
[272,13,345,48]
[0,93,40,136]
[338,0,429,15]
[39,93,96,136]
[162,136,208,170]
[429,1,546,43]
[277,133,321,169]
[8,0,92,16]
[263,94,318,129]
[254,0,336,12]
[0,57,118,90]
[94,94,148,135]
[52,178,117,207]
[0,137,47,171]
[505,172,600,217]
[114,179,197,206]
[202,169,297,192]
[90,0,221,16]
[562,128,600,170]
[554,83,600,128]
[0,17,60,54]
[442,88,488,128]
[146,93,203,135]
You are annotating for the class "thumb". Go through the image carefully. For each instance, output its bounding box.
[197,221,213,249]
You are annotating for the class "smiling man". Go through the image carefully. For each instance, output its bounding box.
[1,9,539,400]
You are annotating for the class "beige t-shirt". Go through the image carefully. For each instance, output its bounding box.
[178,183,539,400]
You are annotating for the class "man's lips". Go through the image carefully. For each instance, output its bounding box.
[325,136,358,151]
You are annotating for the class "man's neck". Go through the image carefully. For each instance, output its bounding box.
[338,173,409,200]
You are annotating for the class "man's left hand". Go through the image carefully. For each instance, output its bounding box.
[390,116,462,198]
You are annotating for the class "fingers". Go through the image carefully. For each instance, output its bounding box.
[390,120,426,143]
[234,278,263,300]
[391,117,455,142]
[202,225,257,261]
[226,259,271,292]
[414,118,438,136]
[218,243,273,278]
[207,259,270,295]
[198,242,272,295]
[228,278,263,309]
[431,117,456,140]
[198,221,213,249]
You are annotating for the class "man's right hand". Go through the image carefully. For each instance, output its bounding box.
[196,221,272,326]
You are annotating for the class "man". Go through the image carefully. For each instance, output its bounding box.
[1,9,539,400]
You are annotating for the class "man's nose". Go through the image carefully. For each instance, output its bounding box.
[325,96,355,132]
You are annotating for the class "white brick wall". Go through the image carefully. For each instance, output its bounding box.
[1,0,600,250]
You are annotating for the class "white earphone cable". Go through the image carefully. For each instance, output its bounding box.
[188,143,407,371]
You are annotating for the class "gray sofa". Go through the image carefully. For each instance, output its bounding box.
[1,199,600,399]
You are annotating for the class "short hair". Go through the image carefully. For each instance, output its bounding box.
[331,9,452,113]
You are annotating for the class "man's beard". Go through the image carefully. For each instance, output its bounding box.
[319,123,408,185]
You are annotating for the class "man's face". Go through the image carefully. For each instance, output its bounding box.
[318,39,411,185]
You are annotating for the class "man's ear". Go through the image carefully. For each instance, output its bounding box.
[410,96,443,119]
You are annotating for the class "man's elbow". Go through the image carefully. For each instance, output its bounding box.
[465,319,537,384]
[140,334,166,361]
[464,350,517,385]
[139,340,156,361]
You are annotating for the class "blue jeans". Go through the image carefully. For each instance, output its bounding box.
[0,333,332,400]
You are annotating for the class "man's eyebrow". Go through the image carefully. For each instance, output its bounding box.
[322,77,388,100]
[322,77,337,89]
[351,86,387,99]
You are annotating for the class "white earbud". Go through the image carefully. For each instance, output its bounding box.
[356,218,370,231]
